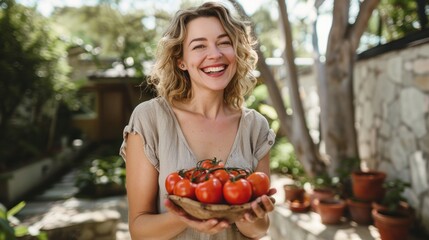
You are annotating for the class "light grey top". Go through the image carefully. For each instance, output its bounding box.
[120,97,275,239]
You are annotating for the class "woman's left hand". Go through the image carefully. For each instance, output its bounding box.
[240,188,277,222]
[165,198,231,234]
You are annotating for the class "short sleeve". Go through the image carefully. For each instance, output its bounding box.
[119,100,159,170]
[253,113,276,161]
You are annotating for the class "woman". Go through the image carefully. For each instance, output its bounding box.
[120,2,276,239]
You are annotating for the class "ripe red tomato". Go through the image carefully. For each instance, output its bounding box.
[173,178,197,200]
[195,177,223,204]
[200,159,215,169]
[212,168,231,184]
[198,158,224,169]
[184,167,196,179]
[191,169,212,183]
[213,161,225,169]
[165,172,183,194]
[197,172,215,183]
[223,178,252,205]
[247,172,270,198]
[229,168,248,178]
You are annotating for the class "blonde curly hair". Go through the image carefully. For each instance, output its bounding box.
[147,1,258,109]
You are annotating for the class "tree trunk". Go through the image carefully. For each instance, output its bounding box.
[229,0,292,138]
[277,0,326,177]
[322,0,380,175]
[255,48,293,138]
[310,0,326,146]
[231,0,325,177]
[230,0,380,178]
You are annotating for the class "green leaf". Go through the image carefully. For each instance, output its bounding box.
[259,104,278,119]
[0,205,6,220]
[7,201,26,218]
[37,232,48,240]
[0,219,15,240]
[13,225,29,237]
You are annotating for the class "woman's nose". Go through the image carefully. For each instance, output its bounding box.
[207,46,223,59]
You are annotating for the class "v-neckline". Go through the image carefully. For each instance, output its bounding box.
[161,97,243,165]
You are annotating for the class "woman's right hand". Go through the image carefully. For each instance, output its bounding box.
[164,198,231,235]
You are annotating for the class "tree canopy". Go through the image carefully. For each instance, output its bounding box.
[49,4,169,76]
[0,0,75,169]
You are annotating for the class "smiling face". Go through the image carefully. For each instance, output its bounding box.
[179,17,237,95]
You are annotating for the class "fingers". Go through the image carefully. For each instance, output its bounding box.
[165,199,230,234]
[267,187,277,196]
[260,195,275,212]
[243,195,276,222]
[251,198,266,219]
[180,217,230,234]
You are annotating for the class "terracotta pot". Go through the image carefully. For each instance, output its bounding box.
[288,199,311,213]
[315,198,346,224]
[352,170,386,202]
[372,201,410,213]
[310,188,336,212]
[372,201,415,225]
[372,208,412,240]
[283,184,305,202]
[346,198,373,225]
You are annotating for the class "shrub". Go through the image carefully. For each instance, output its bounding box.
[75,155,126,198]
[269,137,305,179]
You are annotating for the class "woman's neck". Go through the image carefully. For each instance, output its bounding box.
[174,90,232,119]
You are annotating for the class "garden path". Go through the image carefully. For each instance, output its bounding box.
[16,167,131,239]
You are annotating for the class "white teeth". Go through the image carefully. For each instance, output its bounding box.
[203,66,225,73]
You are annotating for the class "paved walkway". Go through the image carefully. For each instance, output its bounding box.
[16,169,131,240]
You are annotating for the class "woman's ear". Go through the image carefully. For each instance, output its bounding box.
[177,60,186,70]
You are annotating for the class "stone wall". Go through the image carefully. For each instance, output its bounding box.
[354,42,429,232]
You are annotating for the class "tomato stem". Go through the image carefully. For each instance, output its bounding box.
[178,169,187,178]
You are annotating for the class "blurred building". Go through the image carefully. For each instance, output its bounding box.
[67,45,155,142]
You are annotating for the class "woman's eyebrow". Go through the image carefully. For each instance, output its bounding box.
[218,33,229,39]
[189,37,206,46]
[188,33,229,46]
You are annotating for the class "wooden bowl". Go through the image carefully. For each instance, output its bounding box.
[168,195,254,223]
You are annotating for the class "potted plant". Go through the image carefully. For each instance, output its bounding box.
[288,199,311,213]
[283,179,306,203]
[351,170,386,202]
[314,198,346,224]
[336,157,360,199]
[372,179,413,240]
[309,175,337,212]
[346,197,373,225]
[283,178,311,213]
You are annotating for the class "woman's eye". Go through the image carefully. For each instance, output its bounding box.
[192,45,205,50]
[219,41,232,46]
